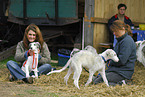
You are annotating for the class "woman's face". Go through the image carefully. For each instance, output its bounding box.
[27,30,36,42]
[113,29,125,38]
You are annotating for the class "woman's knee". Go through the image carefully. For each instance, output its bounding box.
[6,60,20,69]
[6,60,15,67]
[38,64,52,75]
[43,64,52,69]
[92,76,103,84]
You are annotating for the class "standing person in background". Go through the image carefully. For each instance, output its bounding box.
[7,23,55,83]
[108,3,134,44]
[93,20,136,86]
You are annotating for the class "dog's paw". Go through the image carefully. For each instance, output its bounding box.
[31,75,35,78]
[31,75,38,79]
[47,72,51,75]
[26,75,30,78]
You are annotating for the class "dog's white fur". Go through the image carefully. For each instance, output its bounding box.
[47,49,119,89]
[136,40,145,67]
[70,45,97,57]
[21,42,40,78]
[84,45,97,54]
[70,48,80,58]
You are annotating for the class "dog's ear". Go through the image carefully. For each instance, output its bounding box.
[136,41,141,48]
[36,42,41,49]
[106,49,112,56]
[106,52,110,56]
[29,43,32,49]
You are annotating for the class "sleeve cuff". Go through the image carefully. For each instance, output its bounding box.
[24,50,31,59]
[38,54,42,60]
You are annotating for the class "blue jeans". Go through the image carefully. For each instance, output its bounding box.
[6,60,52,80]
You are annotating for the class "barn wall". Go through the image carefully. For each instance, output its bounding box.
[92,0,145,51]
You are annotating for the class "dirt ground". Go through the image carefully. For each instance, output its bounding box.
[0,81,53,97]
[1,60,145,97]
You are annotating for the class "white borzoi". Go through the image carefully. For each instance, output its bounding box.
[136,40,145,67]
[47,49,119,89]
[21,42,40,78]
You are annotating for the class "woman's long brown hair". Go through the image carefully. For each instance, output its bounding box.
[23,23,44,50]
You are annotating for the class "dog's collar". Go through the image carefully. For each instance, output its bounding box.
[101,56,106,62]
[101,56,111,68]
[101,56,112,62]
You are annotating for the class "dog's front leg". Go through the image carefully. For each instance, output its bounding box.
[25,64,30,78]
[34,53,39,78]
[34,71,38,78]
[99,66,109,87]
[34,68,38,78]
[25,57,32,78]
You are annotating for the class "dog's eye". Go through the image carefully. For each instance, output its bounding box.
[106,52,110,56]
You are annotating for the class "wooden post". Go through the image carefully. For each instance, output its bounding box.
[84,0,95,47]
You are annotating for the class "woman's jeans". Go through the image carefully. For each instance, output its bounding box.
[6,60,52,80]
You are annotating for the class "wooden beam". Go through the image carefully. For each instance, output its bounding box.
[91,17,145,26]
[48,44,74,47]
[133,21,145,26]
[91,17,108,24]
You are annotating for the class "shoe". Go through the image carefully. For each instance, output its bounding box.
[9,75,15,82]
[117,80,127,85]
[51,67,56,71]
[22,77,33,84]
[27,77,33,84]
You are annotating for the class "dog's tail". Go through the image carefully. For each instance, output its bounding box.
[47,58,71,75]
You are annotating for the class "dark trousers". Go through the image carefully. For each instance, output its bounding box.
[93,72,125,86]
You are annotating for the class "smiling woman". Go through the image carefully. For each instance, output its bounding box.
[6,23,56,83]
[23,24,44,50]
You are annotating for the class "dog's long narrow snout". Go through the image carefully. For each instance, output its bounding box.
[113,56,119,62]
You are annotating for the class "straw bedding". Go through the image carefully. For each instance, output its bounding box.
[1,61,145,96]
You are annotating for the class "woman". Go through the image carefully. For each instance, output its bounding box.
[93,20,136,86]
[7,23,55,83]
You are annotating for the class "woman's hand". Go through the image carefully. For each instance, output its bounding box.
[29,50,34,56]
[38,49,40,54]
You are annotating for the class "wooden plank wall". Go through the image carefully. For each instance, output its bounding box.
[93,0,145,52]
[0,45,16,61]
